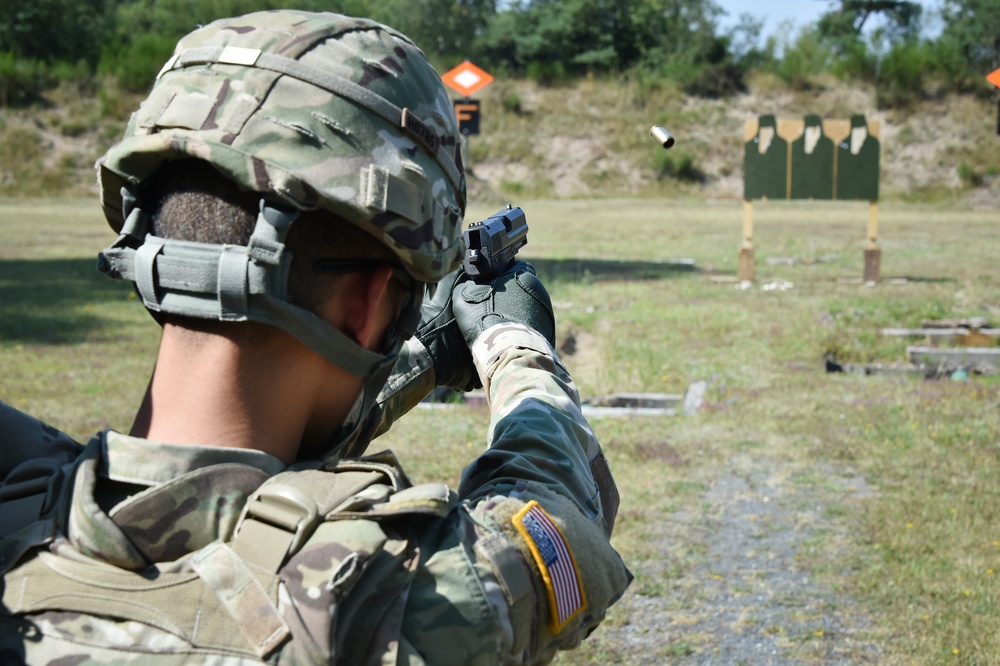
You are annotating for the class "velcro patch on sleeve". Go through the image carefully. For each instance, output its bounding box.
[512,500,587,632]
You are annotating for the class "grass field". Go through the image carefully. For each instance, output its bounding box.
[2,197,999,664]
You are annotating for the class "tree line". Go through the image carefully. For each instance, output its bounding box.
[0,0,997,107]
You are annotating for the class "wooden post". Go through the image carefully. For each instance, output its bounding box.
[738,200,755,282]
[863,200,881,284]
[867,200,879,249]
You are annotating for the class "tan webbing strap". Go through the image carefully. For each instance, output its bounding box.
[231,468,385,572]
[5,550,275,657]
[230,519,290,572]
[282,468,390,513]
[473,531,536,659]
[189,541,290,658]
[134,236,166,310]
[362,165,425,223]
[217,244,251,320]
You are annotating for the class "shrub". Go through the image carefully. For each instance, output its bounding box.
[502,90,522,115]
[925,37,981,94]
[0,128,75,194]
[876,40,927,109]
[98,33,177,93]
[525,60,566,87]
[652,149,704,183]
[0,52,52,107]
[49,60,91,83]
[769,29,833,91]
[832,40,876,82]
[98,83,136,121]
[679,61,745,98]
[958,161,983,188]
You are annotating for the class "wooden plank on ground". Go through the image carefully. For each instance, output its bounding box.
[881,328,968,345]
[881,328,999,346]
[920,317,991,329]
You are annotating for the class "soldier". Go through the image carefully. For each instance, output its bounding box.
[0,10,630,665]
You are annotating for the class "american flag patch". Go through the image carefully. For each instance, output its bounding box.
[512,500,586,632]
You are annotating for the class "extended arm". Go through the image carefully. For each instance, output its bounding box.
[400,263,631,665]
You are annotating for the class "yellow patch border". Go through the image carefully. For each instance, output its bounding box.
[512,500,587,633]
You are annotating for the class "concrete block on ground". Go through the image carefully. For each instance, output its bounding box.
[683,381,708,415]
[907,346,1000,373]
[595,393,683,409]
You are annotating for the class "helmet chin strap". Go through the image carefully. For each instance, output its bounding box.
[98,187,422,460]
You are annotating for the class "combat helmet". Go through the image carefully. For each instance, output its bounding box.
[96,10,466,455]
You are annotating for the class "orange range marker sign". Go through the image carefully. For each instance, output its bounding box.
[442,61,494,97]
[988,68,1000,135]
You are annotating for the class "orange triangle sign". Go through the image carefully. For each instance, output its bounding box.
[988,68,1000,88]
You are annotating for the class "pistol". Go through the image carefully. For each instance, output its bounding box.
[462,205,528,280]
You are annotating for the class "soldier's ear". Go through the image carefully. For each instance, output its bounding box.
[342,266,396,350]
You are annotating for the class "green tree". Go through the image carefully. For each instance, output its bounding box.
[638,0,746,96]
[474,0,744,94]
[95,0,493,90]
[726,12,772,70]
[768,22,835,89]
[356,0,496,61]
[874,35,932,107]
[813,0,927,91]
[108,0,298,44]
[0,0,109,65]
[815,0,921,79]
[817,0,921,42]
[940,0,1000,76]
[477,0,634,73]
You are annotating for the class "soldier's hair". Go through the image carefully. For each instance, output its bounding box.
[141,159,396,332]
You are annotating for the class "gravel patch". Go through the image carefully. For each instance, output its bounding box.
[593,457,883,664]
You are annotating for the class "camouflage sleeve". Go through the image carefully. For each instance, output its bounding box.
[370,338,437,439]
[459,323,618,533]
[402,322,631,665]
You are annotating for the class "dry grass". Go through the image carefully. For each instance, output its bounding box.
[1,76,997,206]
[2,197,999,663]
[0,199,157,434]
[464,76,999,205]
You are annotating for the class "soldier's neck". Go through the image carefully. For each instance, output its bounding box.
[130,323,359,464]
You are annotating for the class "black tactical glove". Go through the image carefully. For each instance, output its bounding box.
[453,260,556,350]
[413,269,481,391]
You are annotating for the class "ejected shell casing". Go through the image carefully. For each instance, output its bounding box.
[650,125,675,149]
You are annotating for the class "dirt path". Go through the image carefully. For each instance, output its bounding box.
[592,455,884,664]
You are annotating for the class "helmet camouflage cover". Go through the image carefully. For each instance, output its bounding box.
[99,10,466,283]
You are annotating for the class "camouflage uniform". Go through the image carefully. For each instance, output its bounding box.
[0,323,631,664]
